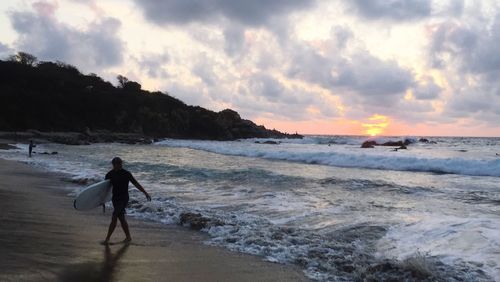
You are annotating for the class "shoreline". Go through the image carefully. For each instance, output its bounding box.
[0,129,302,146]
[0,158,308,281]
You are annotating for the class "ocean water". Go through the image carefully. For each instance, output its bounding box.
[1,136,499,281]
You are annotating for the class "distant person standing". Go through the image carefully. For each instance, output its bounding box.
[28,140,35,157]
[102,157,151,245]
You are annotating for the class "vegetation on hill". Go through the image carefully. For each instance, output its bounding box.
[0,52,301,140]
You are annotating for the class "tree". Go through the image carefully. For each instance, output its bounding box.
[123,81,141,91]
[117,75,129,88]
[117,74,141,91]
[9,52,38,66]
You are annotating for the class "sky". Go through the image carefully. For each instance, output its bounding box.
[0,0,499,137]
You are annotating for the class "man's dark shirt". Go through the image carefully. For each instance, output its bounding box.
[105,169,134,201]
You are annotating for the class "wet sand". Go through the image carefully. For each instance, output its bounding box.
[0,159,308,281]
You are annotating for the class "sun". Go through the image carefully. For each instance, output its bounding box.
[362,114,389,136]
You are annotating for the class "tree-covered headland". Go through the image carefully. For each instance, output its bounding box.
[0,52,301,141]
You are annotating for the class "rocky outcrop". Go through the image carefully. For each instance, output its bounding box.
[214,109,301,140]
[391,145,407,151]
[179,212,224,230]
[361,139,414,148]
[0,131,153,145]
[419,138,437,144]
[0,128,300,145]
[382,141,404,147]
[255,140,280,145]
[381,140,413,146]
[361,141,376,148]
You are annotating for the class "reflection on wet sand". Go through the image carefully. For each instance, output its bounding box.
[58,244,129,282]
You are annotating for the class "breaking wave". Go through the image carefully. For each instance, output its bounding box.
[156,139,500,177]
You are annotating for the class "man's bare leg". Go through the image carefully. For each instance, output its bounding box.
[118,214,132,242]
[102,215,118,244]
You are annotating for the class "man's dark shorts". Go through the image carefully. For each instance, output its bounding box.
[112,199,128,217]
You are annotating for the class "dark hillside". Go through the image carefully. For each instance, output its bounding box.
[0,53,301,140]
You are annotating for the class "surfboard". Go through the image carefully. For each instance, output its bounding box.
[73,180,112,210]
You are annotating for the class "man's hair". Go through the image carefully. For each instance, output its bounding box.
[111,157,123,165]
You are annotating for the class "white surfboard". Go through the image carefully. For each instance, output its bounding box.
[73,180,112,210]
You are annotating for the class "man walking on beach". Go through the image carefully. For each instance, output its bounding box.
[103,157,151,245]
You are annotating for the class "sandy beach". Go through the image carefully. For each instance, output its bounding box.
[0,158,308,282]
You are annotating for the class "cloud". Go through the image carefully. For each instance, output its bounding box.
[32,0,58,16]
[444,0,464,17]
[348,0,432,21]
[441,19,500,75]
[133,0,316,58]
[135,52,170,78]
[428,21,478,69]
[287,44,334,87]
[448,91,492,114]
[334,53,414,98]
[167,82,211,107]
[0,42,13,58]
[286,25,414,102]
[288,42,414,108]
[236,76,336,121]
[163,50,340,121]
[283,24,447,123]
[428,12,500,125]
[413,76,441,100]
[192,58,218,87]
[132,0,314,26]
[229,73,335,120]
[248,73,285,102]
[330,26,353,49]
[9,1,124,71]
[223,24,246,56]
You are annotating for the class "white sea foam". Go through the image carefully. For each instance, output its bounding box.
[156,139,500,177]
[377,213,500,279]
[0,143,103,183]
